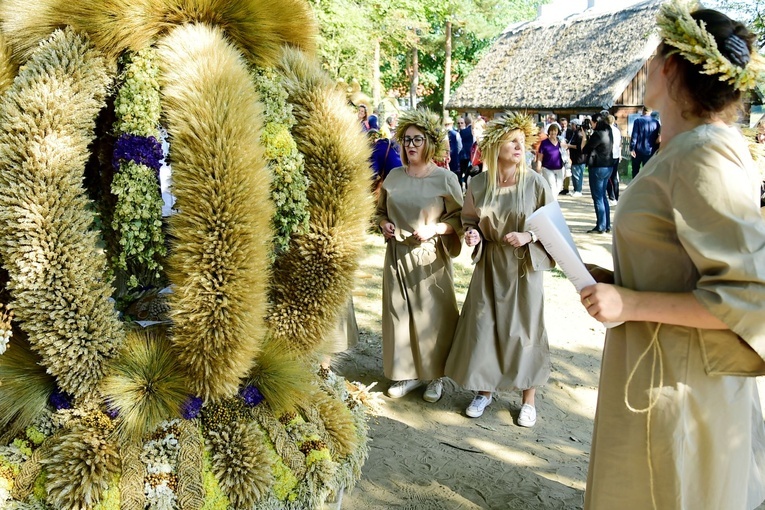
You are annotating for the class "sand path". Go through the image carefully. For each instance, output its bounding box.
[333,185,765,510]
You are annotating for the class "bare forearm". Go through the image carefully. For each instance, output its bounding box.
[626,291,727,329]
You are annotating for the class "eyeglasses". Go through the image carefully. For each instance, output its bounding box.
[403,136,425,147]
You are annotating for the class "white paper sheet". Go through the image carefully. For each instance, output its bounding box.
[526,201,623,328]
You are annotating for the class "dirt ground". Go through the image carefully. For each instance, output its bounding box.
[332,182,765,510]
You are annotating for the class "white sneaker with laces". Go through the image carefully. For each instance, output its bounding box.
[465,394,493,418]
[387,379,423,398]
[423,378,444,402]
[572,191,582,197]
[518,403,537,427]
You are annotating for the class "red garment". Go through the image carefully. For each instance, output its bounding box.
[469,143,482,166]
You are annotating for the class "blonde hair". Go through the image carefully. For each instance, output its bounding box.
[482,129,529,198]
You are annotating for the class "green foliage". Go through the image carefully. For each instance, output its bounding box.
[313,0,545,107]
[113,50,162,137]
[111,49,166,291]
[201,452,230,510]
[251,67,310,256]
[111,161,166,289]
[270,453,299,501]
[709,0,764,49]
[93,477,121,510]
[26,427,46,446]
[33,469,47,501]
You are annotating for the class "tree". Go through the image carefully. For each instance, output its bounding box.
[311,0,545,113]
[709,0,764,49]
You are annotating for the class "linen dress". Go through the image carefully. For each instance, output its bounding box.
[376,164,463,381]
[445,171,554,392]
[585,125,765,510]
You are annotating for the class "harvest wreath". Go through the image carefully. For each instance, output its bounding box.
[0,1,373,508]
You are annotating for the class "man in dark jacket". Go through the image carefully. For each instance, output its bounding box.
[629,107,660,178]
[445,117,462,178]
[458,115,473,189]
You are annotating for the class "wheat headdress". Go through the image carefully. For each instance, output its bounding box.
[394,108,447,160]
[656,0,764,92]
[479,111,537,153]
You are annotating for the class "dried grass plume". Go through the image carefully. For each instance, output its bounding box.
[268,47,373,353]
[100,329,189,442]
[0,0,316,66]
[157,23,274,401]
[0,27,123,399]
[207,421,275,508]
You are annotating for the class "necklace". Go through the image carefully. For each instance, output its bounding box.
[499,171,516,184]
[406,164,433,179]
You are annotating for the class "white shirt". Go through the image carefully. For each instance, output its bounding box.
[610,124,622,160]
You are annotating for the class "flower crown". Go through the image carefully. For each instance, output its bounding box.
[656,0,764,92]
[479,112,538,153]
[394,108,447,159]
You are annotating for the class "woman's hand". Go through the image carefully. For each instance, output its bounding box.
[580,284,634,323]
[465,228,481,247]
[413,224,438,242]
[380,221,396,240]
[585,263,615,284]
[503,231,532,247]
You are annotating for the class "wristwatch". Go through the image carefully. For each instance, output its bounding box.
[527,230,538,243]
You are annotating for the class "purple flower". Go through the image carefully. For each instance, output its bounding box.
[239,385,264,407]
[181,395,203,420]
[105,407,120,419]
[50,389,73,410]
[113,134,164,173]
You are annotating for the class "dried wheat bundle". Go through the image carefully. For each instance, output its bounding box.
[267,47,373,353]
[157,23,273,401]
[0,0,316,66]
[0,28,123,399]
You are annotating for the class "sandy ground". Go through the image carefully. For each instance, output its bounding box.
[333,182,765,510]
[333,187,614,510]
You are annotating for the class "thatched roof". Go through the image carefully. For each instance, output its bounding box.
[447,0,664,110]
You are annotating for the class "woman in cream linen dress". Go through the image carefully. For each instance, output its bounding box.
[445,114,555,425]
[581,6,765,509]
[376,109,463,402]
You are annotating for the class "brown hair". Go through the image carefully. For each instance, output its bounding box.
[399,126,436,166]
[659,9,755,121]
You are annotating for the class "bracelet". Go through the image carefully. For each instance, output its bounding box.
[527,230,538,243]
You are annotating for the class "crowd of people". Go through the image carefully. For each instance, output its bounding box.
[356,1,765,507]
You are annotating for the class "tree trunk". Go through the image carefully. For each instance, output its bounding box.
[372,39,381,108]
[443,20,452,119]
[410,46,419,109]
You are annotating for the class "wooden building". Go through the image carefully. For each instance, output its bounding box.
[447,0,664,141]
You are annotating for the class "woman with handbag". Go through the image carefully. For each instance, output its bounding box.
[534,123,566,197]
[445,112,554,427]
[581,4,765,508]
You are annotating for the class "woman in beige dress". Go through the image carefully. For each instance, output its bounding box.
[581,4,765,509]
[445,113,554,426]
[376,108,463,403]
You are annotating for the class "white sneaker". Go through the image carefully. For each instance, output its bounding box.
[518,403,537,427]
[387,379,423,398]
[465,394,493,418]
[608,199,617,206]
[423,378,444,402]
[572,191,582,197]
